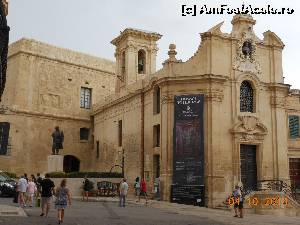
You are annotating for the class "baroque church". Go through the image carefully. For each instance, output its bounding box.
[0,6,299,212]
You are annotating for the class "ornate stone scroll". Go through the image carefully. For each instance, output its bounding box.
[231,115,267,142]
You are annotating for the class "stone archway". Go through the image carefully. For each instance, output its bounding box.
[63,155,80,173]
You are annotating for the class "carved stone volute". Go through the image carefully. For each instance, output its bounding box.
[231,115,267,142]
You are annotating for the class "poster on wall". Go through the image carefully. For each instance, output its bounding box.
[171,94,205,206]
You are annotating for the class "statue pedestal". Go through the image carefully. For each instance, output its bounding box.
[47,155,64,172]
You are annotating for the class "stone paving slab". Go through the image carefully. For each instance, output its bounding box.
[71,196,300,225]
[1,197,299,225]
[0,204,26,217]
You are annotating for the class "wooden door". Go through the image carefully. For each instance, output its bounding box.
[240,144,257,191]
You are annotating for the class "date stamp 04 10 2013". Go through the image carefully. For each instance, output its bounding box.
[228,196,289,207]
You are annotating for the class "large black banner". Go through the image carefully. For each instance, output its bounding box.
[171,94,205,206]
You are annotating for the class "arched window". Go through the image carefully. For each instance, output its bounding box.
[240,81,254,112]
[138,50,146,74]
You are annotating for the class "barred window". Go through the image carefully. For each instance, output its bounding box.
[153,86,160,114]
[0,122,10,155]
[80,128,89,140]
[240,81,254,112]
[80,87,92,109]
[289,115,299,139]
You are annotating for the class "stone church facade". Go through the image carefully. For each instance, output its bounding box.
[0,12,300,210]
[91,14,300,209]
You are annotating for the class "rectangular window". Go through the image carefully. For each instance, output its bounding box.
[289,115,299,138]
[153,124,160,147]
[80,87,92,109]
[0,122,10,155]
[80,128,89,140]
[96,141,100,159]
[118,120,122,147]
[153,87,160,114]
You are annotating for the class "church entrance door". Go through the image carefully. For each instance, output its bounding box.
[63,155,80,173]
[240,144,257,191]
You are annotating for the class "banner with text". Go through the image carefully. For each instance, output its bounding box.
[173,94,205,185]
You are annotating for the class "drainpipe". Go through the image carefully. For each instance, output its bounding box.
[141,92,145,179]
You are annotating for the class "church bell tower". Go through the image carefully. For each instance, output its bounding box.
[111,28,162,92]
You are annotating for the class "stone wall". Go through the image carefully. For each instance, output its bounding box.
[0,38,116,174]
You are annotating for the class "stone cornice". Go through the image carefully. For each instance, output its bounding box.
[8,38,116,75]
[0,105,90,122]
[268,83,290,92]
[92,74,228,114]
[111,28,162,46]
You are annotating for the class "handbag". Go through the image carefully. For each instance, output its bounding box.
[35,197,41,207]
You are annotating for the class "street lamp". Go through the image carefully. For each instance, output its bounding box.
[109,148,125,177]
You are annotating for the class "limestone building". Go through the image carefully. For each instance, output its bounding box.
[91,14,300,208]
[0,14,299,210]
[0,38,115,174]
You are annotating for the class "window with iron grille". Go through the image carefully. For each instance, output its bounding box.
[80,87,92,109]
[289,115,299,139]
[153,124,160,147]
[80,128,89,140]
[118,120,122,147]
[96,141,100,159]
[153,86,160,114]
[240,81,254,112]
[0,122,10,155]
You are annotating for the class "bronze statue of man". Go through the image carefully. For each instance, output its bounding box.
[51,126,64,155]
[0,1,9,101]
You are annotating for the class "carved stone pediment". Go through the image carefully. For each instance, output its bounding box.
[231,115,267,141]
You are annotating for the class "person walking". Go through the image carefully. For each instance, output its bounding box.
[55,179,71,224]
[36,173,43,196]
[17,175,28,208]
[40,173,55,217]
[233,185,244,218]
[35,173,43,207]
[31,174,37,184]
[82,176,90,202]
[24,173,28,182]
[139,178,148,204]
[119,178,128,207]
[134,177,140,202]
[26,177,37,207]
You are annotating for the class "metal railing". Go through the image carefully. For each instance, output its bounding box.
[241,180,299,204]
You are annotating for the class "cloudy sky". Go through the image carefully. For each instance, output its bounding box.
[7,0,300,88]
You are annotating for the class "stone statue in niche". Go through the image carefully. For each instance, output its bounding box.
[51,126,64,155]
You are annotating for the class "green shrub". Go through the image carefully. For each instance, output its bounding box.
[47,172,66,178]
[48,171,122,178]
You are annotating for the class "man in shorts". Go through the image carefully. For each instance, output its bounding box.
[233,185,244,218]
[40,173,55,217]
